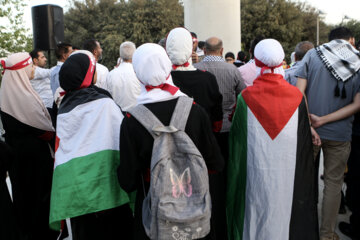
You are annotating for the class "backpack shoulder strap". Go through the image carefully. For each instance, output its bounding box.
[128,105,164,139]
[170,96,194,131]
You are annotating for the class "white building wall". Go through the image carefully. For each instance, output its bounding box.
[183,0,241,56]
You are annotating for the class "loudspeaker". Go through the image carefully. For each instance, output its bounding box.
[32,4,64,50]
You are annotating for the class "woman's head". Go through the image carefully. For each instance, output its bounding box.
[59,50,96,92]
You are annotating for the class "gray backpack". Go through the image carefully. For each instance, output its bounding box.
[128,96,211,240]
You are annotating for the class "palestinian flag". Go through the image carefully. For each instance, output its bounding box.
[49,88,129,230]
[227,74,318,240]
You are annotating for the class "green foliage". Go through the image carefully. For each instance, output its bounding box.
[64,0,184,69]
[341,20,360,46]
[0,0,33,57]
[241,0,330,61]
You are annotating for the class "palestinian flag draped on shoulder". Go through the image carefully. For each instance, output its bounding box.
[227,73,318,240]
[49,88,129,228]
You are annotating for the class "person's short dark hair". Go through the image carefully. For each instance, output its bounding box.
[83,39,98,54]
[72,46,80,51]
[30,49,43,60]
[328,27,353,41]
[55,42,72,60]
[250,35,265,59]
[294,41,314,61]
[225,52,235,60]
[237,51,246,61]
[190,32,197,39]
[198,41,205,49]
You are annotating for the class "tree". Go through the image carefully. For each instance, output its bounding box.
[0,0,33,57]
[64,0,184,69]
[240,0,330,61]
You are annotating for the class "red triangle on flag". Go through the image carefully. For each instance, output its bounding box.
[242,74,303,140]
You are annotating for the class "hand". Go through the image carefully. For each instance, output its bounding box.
[310,126,321,146]
[309,114,324,128]
[192,51,199,64]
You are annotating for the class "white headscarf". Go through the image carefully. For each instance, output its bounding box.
[254,39,285,78]
[132,43,186,105]
[166,27,196,71]
[0,52,54,131]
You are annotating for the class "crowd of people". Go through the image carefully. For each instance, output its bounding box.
[0,26,359,240]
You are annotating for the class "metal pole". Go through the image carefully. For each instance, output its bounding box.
[317,16,319,46]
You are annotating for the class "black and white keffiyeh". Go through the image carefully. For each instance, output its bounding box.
[316,39,360,97]
[202,55,225,62]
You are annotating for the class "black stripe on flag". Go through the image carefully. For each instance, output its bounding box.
[289,98,319,240]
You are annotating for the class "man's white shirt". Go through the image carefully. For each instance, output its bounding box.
[31,67,54,108]
[106,62,141,111]
[95,63,109,89]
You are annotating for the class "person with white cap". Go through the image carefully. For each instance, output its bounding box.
[227,39,319,240]
[166,27,223,133]
[166,27,226,239]
[0,52,58,239]
[117,43,224,240]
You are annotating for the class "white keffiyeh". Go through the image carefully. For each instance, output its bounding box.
[316,39,360,82]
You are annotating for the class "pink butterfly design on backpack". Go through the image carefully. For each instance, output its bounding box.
[170,168,193,198]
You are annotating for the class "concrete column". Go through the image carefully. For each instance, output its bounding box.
[183,0,241,56]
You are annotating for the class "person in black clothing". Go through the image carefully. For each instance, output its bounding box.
[0,140,20,240]
[165,27,228,239]
[54,50,133,240]
[339,113,360,240]
[166,27,223,133]
[117,43,224,239]
[0,52,58,240]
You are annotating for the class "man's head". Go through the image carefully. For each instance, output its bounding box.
[225,52,235,64]
[237,51,246,62]
[119,41,136,63]
[30,49,47,67]
[204,37,223,56]
[83,39,103,62]
[190,32,198,52]
[328,27,354,45]
[294,41,314,62]
[55,43,73,62]
[198,41,205,51]
[249,35,265,59]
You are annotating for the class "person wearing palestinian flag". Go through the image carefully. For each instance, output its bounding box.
[227,39,319,240]
[49,50,133,239]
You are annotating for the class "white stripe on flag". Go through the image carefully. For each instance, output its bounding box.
[55,98,123,168]
[243,108,298,240]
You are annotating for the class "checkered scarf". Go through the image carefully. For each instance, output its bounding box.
[202,55,225,62]
[316,39,360,82]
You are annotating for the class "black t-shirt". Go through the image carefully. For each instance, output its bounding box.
[171,70,223,123]
[118,98,224,193]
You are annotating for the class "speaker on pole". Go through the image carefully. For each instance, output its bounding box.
[32,4,64,51]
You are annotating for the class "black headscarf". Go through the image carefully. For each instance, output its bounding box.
[59,50,96,92]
